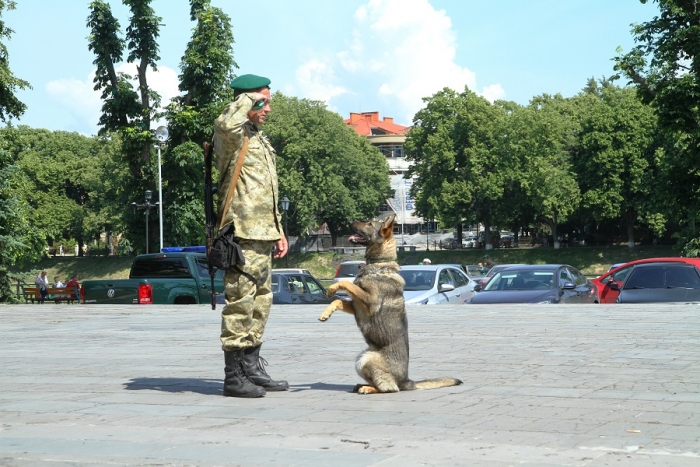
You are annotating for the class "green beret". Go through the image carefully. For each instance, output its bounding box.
[229,74,271,91]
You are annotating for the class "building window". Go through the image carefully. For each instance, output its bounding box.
[376,144,404,158]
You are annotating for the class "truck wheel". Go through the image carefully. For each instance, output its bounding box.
[174,296,196,305]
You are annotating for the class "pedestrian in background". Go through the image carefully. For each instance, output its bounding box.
[213,73,289,398]
[34,271,49,303]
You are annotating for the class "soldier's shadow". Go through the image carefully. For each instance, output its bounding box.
[124,378,354,394]
[124,377,222,395]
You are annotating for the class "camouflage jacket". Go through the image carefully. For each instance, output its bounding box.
[213,93,283,241]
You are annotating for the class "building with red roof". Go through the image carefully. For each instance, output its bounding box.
[345,112,427,235]
[345,112,411,137]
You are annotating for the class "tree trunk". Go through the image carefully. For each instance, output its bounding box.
[483,221,493,250]
[626,209,636,248]
[551,212,560,249]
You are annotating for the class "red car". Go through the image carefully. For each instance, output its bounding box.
[592,257,700,303]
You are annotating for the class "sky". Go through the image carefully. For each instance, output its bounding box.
[6,0,658,136]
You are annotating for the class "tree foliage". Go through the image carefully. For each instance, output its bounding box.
[160,0,238,247]
[573,82,661,247]
[264,93,393,244]
[510,94,581,248]
[613,0,700,245]
[0,0,30,123]
[405,87,512,248]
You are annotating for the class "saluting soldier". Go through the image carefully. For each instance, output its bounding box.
[213,74,289,398]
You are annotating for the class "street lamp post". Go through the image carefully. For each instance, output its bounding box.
[281,196,290,267]
[155,126,169,252]
[132,190,159,254]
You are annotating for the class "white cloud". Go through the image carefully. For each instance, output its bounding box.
[45,64,180,135]
[481,84,506,103]
[294,59,348,102]
[293,0,506,124]
[45,75,102,134]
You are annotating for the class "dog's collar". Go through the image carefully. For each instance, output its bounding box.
[366,256,395,264]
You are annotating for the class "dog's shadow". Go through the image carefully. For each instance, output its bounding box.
[123,378,354,395]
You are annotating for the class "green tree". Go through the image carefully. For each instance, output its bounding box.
[405,87,509,249]
[612,0,700,244]
[0,1,33,301]
[573,83,660,247]
[508,94,581,248]
[4,127,113,257]
[161,0,237,246]
[0,1,30,123]
[264,93,393,245]
[87,0,163,252]
[0,143,43,302]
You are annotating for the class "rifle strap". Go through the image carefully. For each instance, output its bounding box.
[218,135,249,231]
[232,264,265,288]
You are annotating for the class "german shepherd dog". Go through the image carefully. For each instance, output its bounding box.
[319,214,462,394]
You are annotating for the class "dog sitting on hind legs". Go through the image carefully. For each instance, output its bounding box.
[318,214,462,394]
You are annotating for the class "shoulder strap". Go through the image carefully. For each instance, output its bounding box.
[218,135,249,231]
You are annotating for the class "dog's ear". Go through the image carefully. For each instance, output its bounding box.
[380,215,395,238]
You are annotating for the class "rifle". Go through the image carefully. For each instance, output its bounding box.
[203,141,218,310]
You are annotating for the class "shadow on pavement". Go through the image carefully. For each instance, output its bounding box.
[123,378,356,394]
[124,377,222,395]
[289,382,356,392]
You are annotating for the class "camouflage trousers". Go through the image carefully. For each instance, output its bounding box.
[220,239,274,351]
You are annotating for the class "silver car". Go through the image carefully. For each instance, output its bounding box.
[332,260,365,297]
[399,265,477,305]
[332,260,365,284]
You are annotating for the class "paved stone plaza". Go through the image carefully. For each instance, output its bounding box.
[0,303,698,466]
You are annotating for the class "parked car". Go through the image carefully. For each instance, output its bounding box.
[439,238,463,250]
[332,260,365,297]
[81,247,225,305]
[463,264,486,284]
[609,262,700,303]
[592,257,700,303]
[467,264,599,304]
[500,234,515,248]
[398,264,477,305]
[272,269,340,305]
[332,260,365,284]
[464,235,477,248]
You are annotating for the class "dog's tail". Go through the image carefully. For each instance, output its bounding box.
[412,377,463,390]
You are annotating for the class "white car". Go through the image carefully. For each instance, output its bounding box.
[398,264,477,305]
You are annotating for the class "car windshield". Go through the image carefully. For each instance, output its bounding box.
[484,270,555,291]
[465,265,486,276]
[338,263,363,277]
[398,270,436,291]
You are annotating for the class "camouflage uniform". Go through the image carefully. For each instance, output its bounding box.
[214,93,284,352]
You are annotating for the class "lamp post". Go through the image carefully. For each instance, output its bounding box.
[155,126,168,252]
[281,196,290,267]
[131,190,159,254]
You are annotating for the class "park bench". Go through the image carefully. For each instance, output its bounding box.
[21,285,79,304]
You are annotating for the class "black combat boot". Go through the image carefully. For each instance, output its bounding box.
[223,350,266,398]
[241,345,289,391]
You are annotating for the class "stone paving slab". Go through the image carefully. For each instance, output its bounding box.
[0,303,699,466]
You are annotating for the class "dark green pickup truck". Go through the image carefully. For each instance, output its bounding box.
[82,248,225,305]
